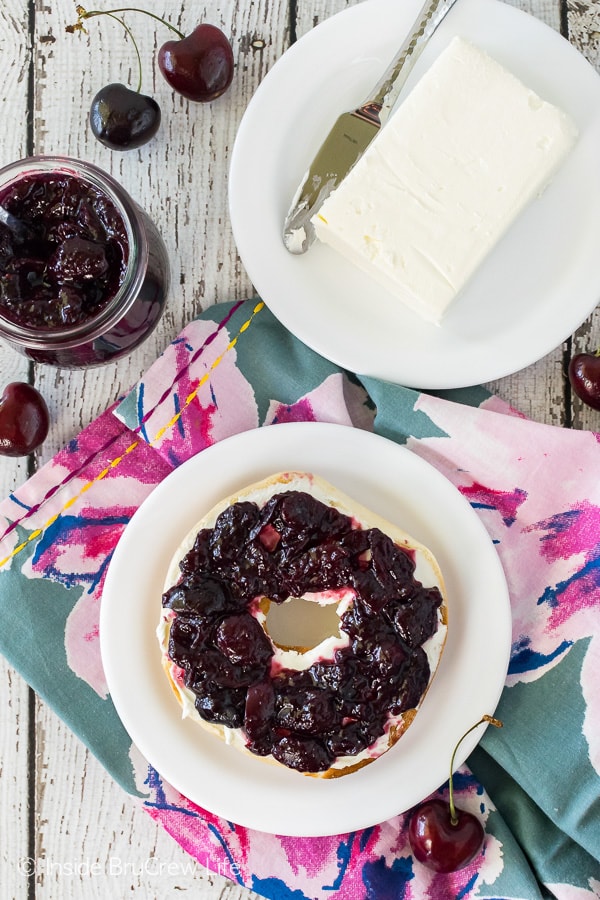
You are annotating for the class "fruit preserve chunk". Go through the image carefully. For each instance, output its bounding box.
[0,172,128,329]
[163,490,443,772]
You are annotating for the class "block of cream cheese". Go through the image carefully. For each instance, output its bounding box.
[312,36,578,325]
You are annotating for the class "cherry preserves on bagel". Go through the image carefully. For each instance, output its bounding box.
[158,471,448,777]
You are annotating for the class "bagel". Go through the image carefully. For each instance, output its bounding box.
[158,471,448,777]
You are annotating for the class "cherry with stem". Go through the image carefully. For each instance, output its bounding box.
[408,714,503,873]
[68,5,234,105]
[67,6,160,150]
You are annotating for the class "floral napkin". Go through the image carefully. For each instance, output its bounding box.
[0,298,598,899]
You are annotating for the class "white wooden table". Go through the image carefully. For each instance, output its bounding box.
[0,0,598,896]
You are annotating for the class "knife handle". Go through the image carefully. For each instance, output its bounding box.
[362,0,460,124]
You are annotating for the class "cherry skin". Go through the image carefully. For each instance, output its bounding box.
[89,83,161,151]
[408,798,484,873]
[568,352,600,411]
[158,24,234,102]
[0,382,50,457]
[408,714,503,873]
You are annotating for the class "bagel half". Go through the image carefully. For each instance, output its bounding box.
[158,471,448,777]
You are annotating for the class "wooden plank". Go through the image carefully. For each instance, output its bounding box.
[24,0,283,897]
[503,0,560,26]
[565,0,600,432]
[0,3,38,899]
[0,663,31,898]
[0,0,34,492]
[34,702,262,897]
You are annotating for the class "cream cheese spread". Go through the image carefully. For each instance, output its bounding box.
[312,36,578,325]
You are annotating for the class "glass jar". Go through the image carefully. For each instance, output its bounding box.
[0,155,170,367]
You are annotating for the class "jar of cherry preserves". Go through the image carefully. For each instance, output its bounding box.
[0,156,169,367]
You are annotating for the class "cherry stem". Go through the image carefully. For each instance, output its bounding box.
[447,714,503,826]
[74,5,185,40]
[105,12,143,93]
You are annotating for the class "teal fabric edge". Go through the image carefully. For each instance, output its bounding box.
[115,299,492,440]
[198,300,492,421]
[471,742,600,896]
[0,529,140,797]
[471,637,600,877]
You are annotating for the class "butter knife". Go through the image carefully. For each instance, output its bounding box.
[282,0,459,254]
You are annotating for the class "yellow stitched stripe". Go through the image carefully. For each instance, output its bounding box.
[0,301,265,570]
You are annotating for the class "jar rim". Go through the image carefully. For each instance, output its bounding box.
[0,155,149,349]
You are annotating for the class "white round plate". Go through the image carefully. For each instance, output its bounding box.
[229,0,600,389]
[101,423,511,836]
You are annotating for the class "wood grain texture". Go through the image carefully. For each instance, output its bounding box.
[0,0,32,500]
[565,0,600,432]
[0,0,598,897]
[0,5,38,899]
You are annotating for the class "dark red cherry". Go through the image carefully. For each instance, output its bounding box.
[214,613,273,667]
[408,798,484,873]
[408,714,503,873]
[90,83,161,150]
[0,382,49,457]
[568,351,600,411]
[158,24,234,102]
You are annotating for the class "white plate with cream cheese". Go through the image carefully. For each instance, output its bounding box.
[228,0,600,389]
[100,422,511,836]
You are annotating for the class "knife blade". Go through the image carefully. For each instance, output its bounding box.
[282,0,459,254]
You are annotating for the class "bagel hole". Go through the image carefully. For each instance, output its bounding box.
[265,596,341,651]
